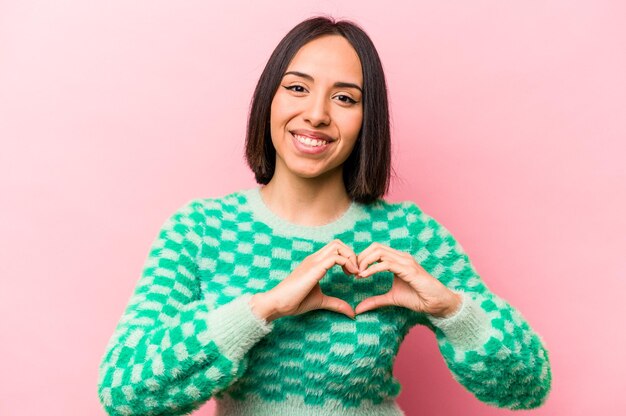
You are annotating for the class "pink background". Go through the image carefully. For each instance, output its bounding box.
[1,1,624,415]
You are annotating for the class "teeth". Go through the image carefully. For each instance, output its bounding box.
[294,134,329,147]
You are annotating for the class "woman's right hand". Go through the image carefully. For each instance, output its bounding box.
[249,239,360,322]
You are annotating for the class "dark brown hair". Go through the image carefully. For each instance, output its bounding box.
[244,16,392,204]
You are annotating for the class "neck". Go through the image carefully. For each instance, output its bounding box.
[259,171,351,227]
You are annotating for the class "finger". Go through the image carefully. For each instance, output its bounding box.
[341,263,358,276]
[330,254,359,274]
[321,241,359,274]
[336,240,359,265]
[357,245,401,274]
[321,295,356,319]
[319,238,350,255]
[331,239,358,274]
[354,293,393,315]
[334,241,359,273]
[355,241,378,265]
[356,261,390,278]
[313,253,356,277]
[356,242,388,272]
[337,249,359,274]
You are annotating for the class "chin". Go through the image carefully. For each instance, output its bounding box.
[280,157,342,181]
[284,161,325,178]
[293,170,326,179]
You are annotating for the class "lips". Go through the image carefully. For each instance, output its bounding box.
[289,129,335,143]
[292,134,329,148]
[289,130,334,154]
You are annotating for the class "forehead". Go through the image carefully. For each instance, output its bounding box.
[286,35,363,84]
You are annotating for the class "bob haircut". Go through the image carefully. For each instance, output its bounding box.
[244,16,392,204]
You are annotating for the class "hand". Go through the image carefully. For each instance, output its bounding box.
[354,242,462,318]
[251,239,360,321]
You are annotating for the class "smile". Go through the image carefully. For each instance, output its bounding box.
[290,132,333,155]
[293,134,329,147]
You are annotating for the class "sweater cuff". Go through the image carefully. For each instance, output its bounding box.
[427,291,492,350]
[204,294,274,362]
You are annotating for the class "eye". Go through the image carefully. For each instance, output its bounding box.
[335,94,358,105]
[283,85,307,93]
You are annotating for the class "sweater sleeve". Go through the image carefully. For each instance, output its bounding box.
[403,202,552,410]
[97,199,274,416]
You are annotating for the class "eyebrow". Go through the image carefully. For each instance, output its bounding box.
[283,70,363,93]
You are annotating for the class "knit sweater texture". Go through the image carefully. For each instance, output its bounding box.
[97,186,552,415]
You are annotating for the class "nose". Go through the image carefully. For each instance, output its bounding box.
[303,93,330,127]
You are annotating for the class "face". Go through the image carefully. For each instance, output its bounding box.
[269,35,364,182]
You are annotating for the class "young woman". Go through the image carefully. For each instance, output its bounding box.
[98,16,552,416]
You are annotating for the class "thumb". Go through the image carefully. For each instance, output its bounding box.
[355,294,393,315]
[320,295,356,319]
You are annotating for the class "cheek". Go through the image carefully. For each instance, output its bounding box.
[270,92,297,126]
[338,110,363,140]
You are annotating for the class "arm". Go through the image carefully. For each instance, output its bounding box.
[404,202,552,410]
[97,200,273,416]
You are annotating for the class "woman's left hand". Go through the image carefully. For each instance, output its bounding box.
[354,242,462,318]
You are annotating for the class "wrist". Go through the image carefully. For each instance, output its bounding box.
[249,292,281,323]
[430,291,463,318]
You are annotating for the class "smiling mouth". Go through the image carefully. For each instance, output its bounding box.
[292,133,330,147]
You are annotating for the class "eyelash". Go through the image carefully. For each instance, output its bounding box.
[282,85,358,105]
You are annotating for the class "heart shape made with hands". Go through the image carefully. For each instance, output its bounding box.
[326,242,461,318]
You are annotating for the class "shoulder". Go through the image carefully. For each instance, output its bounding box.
[368,197,459,246]
[363,197,430,224]
[185,188,250,212]
[171,188,250,228]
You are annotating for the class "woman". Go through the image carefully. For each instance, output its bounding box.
[97,16,552,415]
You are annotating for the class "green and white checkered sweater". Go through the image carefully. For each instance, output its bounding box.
[97,186,551,415]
